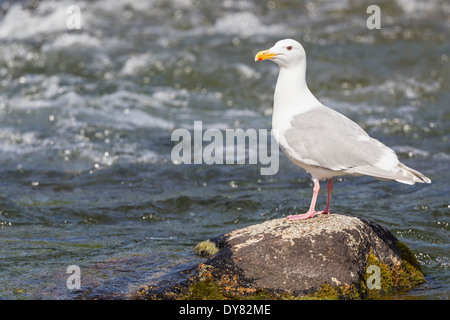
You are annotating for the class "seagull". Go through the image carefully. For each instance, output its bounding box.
[254,39,431,220]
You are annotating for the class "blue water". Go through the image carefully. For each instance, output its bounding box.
[0,0,448,299]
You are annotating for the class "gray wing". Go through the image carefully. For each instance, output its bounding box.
[283,106,411,180]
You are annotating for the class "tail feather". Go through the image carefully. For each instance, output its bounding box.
[344,162,431,185]
[397,163,431,184]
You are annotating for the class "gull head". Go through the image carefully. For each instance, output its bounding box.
[254,39,306,68]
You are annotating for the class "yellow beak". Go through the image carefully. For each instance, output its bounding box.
[254,49,277,62]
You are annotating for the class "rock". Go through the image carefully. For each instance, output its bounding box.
[189,214,425,299]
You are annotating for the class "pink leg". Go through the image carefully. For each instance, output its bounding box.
[319,179,333,215]
[287,179,320,221]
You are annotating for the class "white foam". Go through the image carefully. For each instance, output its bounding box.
[119,53,153,76]
[42,76,64,99]
[223,109,259,118]
[95,89,185,111]
[0,2,69,40]
[56,91,87,109]
[94,0,156,12]
[212,12,287,38]
[117,109,174,130]
[354,79,441,99]
[42,33,102,52]
[395,0,450,15]
[432,152,450,160]
[392,145,430,158]
[152,89,190,109]
[0,128,41,156]
[9,96,53,111]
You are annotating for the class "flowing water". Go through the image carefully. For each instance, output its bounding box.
[0,0,448,299]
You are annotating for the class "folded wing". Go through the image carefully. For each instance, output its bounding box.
[283,106,430,184]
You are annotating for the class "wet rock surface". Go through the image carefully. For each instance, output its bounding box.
[137,214,425,299]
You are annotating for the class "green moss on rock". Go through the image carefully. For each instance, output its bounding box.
[397,241,423,273]
[310,284,340,300]
[360,247,425,299]
[179,278,278,300]
[396,242,426,289]
[194,240,219,257]
[180,279,226,300]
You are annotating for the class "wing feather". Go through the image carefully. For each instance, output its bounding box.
[284,107,398,172]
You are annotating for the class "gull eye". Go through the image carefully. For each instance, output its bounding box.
[286,46,292,51]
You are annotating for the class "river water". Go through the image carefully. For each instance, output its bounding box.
[0,0,448,299]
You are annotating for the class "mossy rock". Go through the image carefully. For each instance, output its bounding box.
[180,244,425,300]
[182,215,426,300]
[133,215,426,300]
[359,243,425,299]
[179,279,226,300]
